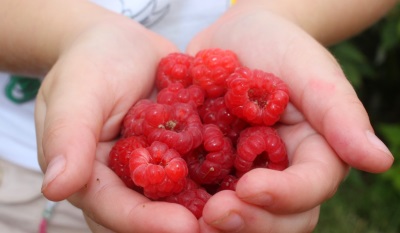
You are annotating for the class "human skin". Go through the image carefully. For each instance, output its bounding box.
[0,0,397,232]
[189,0,397,173]
[187,0,397,232]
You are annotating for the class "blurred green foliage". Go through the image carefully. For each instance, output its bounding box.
[314,4,400,233]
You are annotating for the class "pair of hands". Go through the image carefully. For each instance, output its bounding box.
[35,4,393,233]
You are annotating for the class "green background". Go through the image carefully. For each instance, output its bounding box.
[314,4,400,233]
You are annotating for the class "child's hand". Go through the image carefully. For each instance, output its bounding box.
[199,105,347,233]
[35,18,200,232]
[188,1,393,175]
[68,141,200,233]
[187,3,393,232]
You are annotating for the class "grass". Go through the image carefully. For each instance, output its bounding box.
[314,169,400,233]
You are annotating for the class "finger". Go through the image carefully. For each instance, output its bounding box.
[235,122,348,214]
[69,161,200,233]
[36,76,107,200]
[284,46,394,173]
[200,190,319,233]
[35,90,97,202]
[84,215,114,233]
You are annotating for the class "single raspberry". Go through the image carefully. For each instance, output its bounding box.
[185,124,235,184]
[191,48,241,98]
[198,97,249,143]
[156,52,194,90]
[129,141,188,199]
[234,126,288,173]
[108,136,148,189]
[142,102,203,154]
[157,83,205,108]
[164,188,211,219]
[121,99,154,138]
[235,148,289,177]
[225,67,289,126]
[217,174,239,191]
[266,157,289,171]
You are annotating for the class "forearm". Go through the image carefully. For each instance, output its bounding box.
[235,0,398,45]
[0,0,126,76]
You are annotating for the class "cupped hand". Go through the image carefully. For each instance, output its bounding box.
[188,3,393,173]
[186,4,391,232]
[199,104,347,233]
[68,141,199,233]
[35,19,200,232]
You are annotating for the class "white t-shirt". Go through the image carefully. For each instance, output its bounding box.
[0,0,229,171]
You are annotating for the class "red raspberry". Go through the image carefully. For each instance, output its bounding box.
[217,174,239,191]
[266,157,289,171]
[198,97,249,143]
[156,52,194,90]
[235,148,288,177]
[157,83,205,108]
[121,99,153,138]
[191,48,241,98]
[234,126,288,173]
[129,141,188,199]
[185,124,235,184]
[164,188,211,219]
[142,102,203,154]
[225,67,289,126]
[182,177,201,190]
[109,49,292,213]
[108,136,148,189]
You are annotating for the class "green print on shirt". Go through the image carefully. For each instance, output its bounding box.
[4,75,41,104]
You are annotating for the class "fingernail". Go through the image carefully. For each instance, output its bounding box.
[211,212,244,232]
[366,130,393,157]
[42,155,66,191]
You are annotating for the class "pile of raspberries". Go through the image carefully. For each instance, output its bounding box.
[108,48,290,218]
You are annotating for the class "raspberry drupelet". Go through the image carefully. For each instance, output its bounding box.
[157,82,205,108]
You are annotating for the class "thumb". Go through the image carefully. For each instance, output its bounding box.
[35,65,121,201]
[36,90,100,201]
